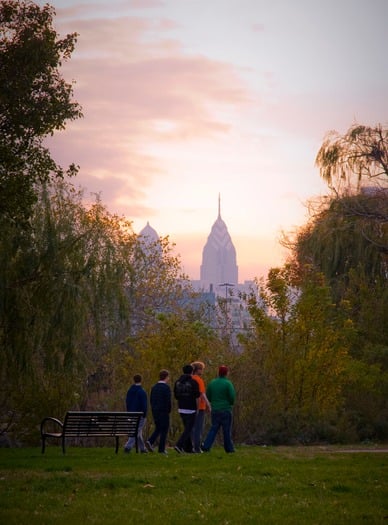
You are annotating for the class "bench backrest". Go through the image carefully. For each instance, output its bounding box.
[63,411,142,437]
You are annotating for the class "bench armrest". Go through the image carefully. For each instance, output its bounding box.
[40,417,63,435]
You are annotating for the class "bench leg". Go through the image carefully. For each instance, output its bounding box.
[115,436,119,454]
[41,437,46,454]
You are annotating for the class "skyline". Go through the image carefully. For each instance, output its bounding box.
[40,0,388,281]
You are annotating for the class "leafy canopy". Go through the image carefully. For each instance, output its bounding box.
[0,0,82,224]
[315,123,388,194]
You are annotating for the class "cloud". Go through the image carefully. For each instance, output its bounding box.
[48,10,253,219]
[43,0,388,282]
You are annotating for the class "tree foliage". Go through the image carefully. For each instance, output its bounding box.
[294,192,388,300]
[0,178,198,442]
[235,266,353,444]
[0,0,82,224]
[279,122,388,442]
[316,123,388,194]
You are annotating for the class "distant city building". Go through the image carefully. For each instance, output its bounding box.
[139,201,259,347]
[199,195,238,293]
[138,221,162,255]
[139,221,159,244]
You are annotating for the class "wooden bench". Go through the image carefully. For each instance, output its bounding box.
[40,411,143,454]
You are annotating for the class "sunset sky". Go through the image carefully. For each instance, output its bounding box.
[41,0,388,282]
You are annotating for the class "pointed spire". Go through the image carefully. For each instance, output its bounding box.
[218,193,221,219]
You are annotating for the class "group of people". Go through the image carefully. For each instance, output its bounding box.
[123,362,236,455]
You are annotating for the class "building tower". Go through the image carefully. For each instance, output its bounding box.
[139,221,159,244]
[200,195,238,291]
[138,221,162,255]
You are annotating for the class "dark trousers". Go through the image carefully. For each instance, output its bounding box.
[192,409,205,452]
[148,411,169,452]
[176,412,196,452]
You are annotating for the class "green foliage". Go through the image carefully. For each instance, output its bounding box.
[295,192,388,299]
[0,178,199,442]
[0,0,82,224]
[236,266,354,444]
[2,1,386,449]
[283,123,388,442]
[0,185,108,435]
[117,310,232,435]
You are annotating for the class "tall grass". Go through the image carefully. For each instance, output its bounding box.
[0,445,387,524]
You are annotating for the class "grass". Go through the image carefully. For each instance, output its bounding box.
[0,444,387,524]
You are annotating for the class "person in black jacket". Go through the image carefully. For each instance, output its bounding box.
[174,364,200,453]
[145,369,171,454]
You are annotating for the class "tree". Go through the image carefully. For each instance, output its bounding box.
[281,122,388,441]
[311,124,388,283]
[0,181,137,441]
[0,175,202,443]
[0,0,82,224]
[316,123,388,194]
[294,193,388,300]
[122,310,230,439]
[236,265,353,444]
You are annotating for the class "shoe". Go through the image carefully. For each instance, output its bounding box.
[174,445,184,454]
[200,444,209,452]
[123,447,131,453]
[140,449,148,454]
[159,450,168,455]
[145,440,154,452]
[193,449,203,454]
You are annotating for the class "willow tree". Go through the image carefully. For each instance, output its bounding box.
[316,123,388,194]
[0,181,141,442]
[294,123,387,321]
[282,123,388,441]
[313,123,388,270]
[0,0,83,443]
[294,193,388,301]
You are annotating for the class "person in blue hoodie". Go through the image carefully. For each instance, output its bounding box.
[124,374,148,453]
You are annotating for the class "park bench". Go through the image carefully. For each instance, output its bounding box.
[40,411,143,454]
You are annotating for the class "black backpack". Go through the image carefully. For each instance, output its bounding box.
[174,377,194,399]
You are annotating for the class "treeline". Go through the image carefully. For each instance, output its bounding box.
[0,179,217,443]
[1,1,387,446]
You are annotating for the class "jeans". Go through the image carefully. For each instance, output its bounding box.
[202,410,234,453]
[148,411,170,453]
[124,416,146,451]
[192,409,205,452]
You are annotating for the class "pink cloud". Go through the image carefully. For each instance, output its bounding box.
[48,10,253,220]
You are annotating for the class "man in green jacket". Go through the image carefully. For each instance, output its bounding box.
[201,365,236,453]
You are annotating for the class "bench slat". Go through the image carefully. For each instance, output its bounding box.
[41,411,143,454]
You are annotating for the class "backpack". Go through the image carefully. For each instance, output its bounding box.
[174,377,194,399]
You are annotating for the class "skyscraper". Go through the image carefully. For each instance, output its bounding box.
[200,195,238,290]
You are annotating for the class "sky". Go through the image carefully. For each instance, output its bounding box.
[40,0,388,282]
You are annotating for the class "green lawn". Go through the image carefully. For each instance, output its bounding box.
[0,444,387,524]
